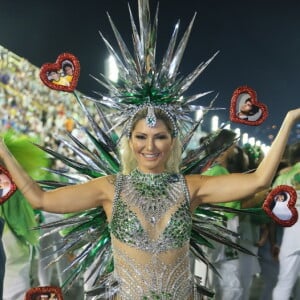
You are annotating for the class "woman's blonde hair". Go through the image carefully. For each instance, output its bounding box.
[120,108,182,174]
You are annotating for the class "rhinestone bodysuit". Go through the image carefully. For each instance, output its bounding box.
[110,169,193,299]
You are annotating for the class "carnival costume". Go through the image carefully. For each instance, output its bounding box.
[109,169,192,299]
[3,0,267,299]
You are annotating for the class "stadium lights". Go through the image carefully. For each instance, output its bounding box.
[211,115,219,131]
[241,133,248,145]
[106,55,119,82]
[234,128,241,138]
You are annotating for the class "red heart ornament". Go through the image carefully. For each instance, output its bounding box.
[0,166,17,205]
[230,86,268,126]
[40,53,80,92]
[263,185,298,227]
[25,286,64,300]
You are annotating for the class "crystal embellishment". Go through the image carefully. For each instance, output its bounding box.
[146,105,157,127]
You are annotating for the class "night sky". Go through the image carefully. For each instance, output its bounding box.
[0,0,300,144]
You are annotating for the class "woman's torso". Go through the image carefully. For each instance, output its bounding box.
[109,170,193,299]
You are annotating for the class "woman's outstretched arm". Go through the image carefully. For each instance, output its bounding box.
[188,108,300,209]
[0,140,114,214]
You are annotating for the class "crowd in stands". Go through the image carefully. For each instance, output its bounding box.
[0,45,95,169]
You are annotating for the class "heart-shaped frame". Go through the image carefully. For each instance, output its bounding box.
[25,286,64,300]
[230,86,268,126]
[263,185,298,227]
[40,53,80,92]
[0,166,17,205]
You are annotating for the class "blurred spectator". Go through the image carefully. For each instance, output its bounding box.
[201,129,244,300]
[272,142,300,299]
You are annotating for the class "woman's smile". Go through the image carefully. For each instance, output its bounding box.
[140,152,161,159]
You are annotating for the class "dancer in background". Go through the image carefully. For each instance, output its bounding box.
[0,131,50,300]
[201,129,244,299]
[272,141,300,299]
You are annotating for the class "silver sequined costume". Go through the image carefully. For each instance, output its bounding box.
[110,169,193,299]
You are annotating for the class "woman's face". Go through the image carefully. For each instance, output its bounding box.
[129,118,174,173]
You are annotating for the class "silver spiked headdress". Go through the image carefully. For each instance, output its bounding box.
[91,0,220,143]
